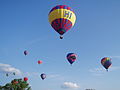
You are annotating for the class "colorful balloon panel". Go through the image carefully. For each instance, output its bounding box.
[101,57,112,70]
[67,53,77,65]
[48,5,76,35]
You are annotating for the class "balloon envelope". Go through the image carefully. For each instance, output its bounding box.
[24,50,28,55]
[41,73,46,80]
[48,5,76,37]
[38,60,42,64]
[101,57,112,70]
[13,72,15,75]
[67,53,77,65]
[6,73,9,77]
[24,77,28,81]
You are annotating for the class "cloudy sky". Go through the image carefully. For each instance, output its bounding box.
[0,0,120,90]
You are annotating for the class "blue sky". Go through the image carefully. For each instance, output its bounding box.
[0,0,120,90]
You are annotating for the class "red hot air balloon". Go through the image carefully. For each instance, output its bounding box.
[24,50,28,56]
[24,77,28,81]
[38,60,42,64]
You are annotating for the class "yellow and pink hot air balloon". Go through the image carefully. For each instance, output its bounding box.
[48,5,76,39]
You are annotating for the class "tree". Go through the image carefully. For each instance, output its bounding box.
[0,78,32,90]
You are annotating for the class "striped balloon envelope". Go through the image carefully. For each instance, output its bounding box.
[67,53,77,65]
[101,57,112,71]
[48,5,76,39]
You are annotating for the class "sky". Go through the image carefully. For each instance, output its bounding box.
[0,0,120,90]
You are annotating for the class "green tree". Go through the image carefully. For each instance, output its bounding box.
[0,78,32,90]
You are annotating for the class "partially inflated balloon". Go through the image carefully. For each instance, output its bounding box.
[67,53,77,65]
[48,5,76,39]
[41,73,46,80]
[101,57,112,71]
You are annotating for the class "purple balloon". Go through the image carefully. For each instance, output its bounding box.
[41,73,46,80]
[24,50,28,55]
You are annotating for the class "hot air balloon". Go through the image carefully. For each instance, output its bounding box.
[24,77,28,81]
[67,53,77,65]
[38,60,42,64]
[13,72,15,75]
[24,50,28,56]
[101,57,112,71]
[48,5,76,39]
[41,73,46,80]
[6,73,9,77]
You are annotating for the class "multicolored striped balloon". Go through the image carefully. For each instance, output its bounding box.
[101,57,112,71]
[67,53,77,65]
[48,5,76,39]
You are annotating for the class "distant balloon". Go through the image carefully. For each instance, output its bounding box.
[38,60,42,64]
[13,72,15,75]
[24,50,28,55]
[101,57,112,71]
[67,53,77,65]
[24,77,28,81]
[41,73,46,80]
[6,73,9,77]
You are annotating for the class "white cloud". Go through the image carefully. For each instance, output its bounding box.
[111,56,120,59]
[23,72,40,77]
[89,66,120,76]
[0,63,22,75]
[47,73,65,81]
[89,67,105,73]
[89,67,106,76]
[61,82,80,89]
[48,74,60,78]
[109,66,120,71]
